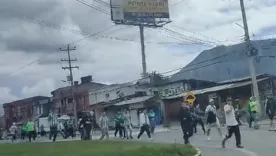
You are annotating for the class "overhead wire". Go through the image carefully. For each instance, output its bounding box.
[76,0,110,15]
[8,25,118,76]
[90,46,251,92]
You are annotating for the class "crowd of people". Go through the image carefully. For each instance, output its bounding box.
[2,94,276,150]
[179,94,276,148]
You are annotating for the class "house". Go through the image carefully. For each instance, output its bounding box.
[51,75,106,116]
[2,96,51,129]
[88,82,162,127]
[153,79,216,123]
[179,74,276,120]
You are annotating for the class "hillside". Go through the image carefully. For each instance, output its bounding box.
[170,39,276,83]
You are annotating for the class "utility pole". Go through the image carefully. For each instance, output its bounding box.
[139,26,147,78]
[239,0,261,114]
[60,44,79,127]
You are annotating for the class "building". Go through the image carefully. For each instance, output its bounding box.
[88,82,162,127]
[2,96,51,129]
[154,79,215,123]
[51,75,106,116]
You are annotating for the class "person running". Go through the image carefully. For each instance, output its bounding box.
[137,109,152,140]
[222,97,243,148]
[26,119,35,143]
[205,98,223,140]
[148,109,156,134]
[20,123,27,140]
[246,97,259,129]
[265,94,276,131]
[78,118,85,140]
[81,112,93,140]
[48,110,58,142]
[179,102,193,144]
[123,109,133,139]
[191,104,206,134]
[9,123,17,143]
[114,110,124,138]
[99,111,109,140]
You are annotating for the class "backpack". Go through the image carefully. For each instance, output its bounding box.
[207,105,217,123]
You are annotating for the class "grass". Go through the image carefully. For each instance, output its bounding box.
[0,140,197,156]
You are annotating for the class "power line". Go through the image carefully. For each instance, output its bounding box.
[90,48,248,93]
[171,0,186,7]
[76,0,110,15]
[8,25,117,76]
[169,24,222,43]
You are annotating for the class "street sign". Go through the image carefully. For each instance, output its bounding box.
[183,92,196,105]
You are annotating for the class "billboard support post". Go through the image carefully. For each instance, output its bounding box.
[139,26,147,78]
[110,0,171,78]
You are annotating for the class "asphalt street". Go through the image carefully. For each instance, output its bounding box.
[1,124,275,156]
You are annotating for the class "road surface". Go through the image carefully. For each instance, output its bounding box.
[1,124,275,156]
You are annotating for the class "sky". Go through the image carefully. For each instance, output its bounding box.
[0,0,276,112]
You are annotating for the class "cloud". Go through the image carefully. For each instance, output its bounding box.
[21,78,57,98]
[0,0,275,104]
[0,87,18,113]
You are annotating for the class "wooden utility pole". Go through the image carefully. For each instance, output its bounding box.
[60,44,79,127]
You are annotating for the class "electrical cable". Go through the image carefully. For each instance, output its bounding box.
[8,25,118,76]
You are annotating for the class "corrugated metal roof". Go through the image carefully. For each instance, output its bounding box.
[113,96,153,106]
[164,77,268,99]
[190,77,268,95]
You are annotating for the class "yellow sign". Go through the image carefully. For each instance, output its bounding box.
[123,0,169,19]
[183,92,196,105]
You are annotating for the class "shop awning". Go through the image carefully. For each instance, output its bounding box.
[113,96,154,107]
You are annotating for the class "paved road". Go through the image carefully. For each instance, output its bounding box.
[1,125,275,156]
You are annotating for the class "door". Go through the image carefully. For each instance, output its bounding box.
[130,109,139,127]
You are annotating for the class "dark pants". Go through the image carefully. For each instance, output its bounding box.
[149,118,156,134]
[224,125,241,146]
[11,134,16,142]
[49,125,58,142]
[40,130,46,137]
[21,131,26,140]
[65,127,75,139]
[181,125,193,144]
[137,124,151,139]
[28,131,36,142]
[79,128,84,140]
[114,123,123,138]
[193,118,206,133]
[84,124,92,140]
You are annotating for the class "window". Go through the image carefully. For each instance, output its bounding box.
[68,98,73,103]
[105,93,110,98]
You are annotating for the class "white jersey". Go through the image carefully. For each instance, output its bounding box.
[224,104,238,126]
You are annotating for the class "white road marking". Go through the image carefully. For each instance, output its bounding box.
[195,144,259,156]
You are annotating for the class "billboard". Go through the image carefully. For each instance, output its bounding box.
[111,0,169,22]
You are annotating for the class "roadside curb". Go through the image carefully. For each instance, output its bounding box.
[195,148,202,156]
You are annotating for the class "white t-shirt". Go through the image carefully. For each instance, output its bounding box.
[224,104,238,126]
[205,105,217,115]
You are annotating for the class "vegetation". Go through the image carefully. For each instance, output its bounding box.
[148,71,168,86]
[0,140,197,156]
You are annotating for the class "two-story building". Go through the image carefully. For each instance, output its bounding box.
[2,96,51,129]
[88,82,162,127]
[51,75,106,116]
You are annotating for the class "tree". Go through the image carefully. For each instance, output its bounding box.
[148,71,167,87]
